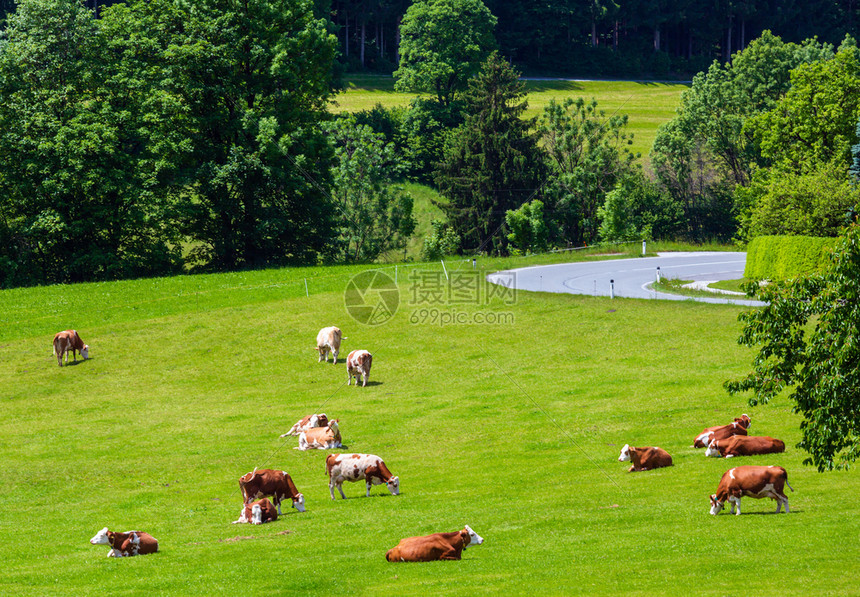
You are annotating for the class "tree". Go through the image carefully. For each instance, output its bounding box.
[325,116,416,261]
[0,0,182,286]
[597,172,683,242]
[105,0,340,272]
[394,0,497,108]
[748,37,860,175]
[538,97,636,246]
[434,52,544,254]
[506,199,549,254]
[726,224,860,471]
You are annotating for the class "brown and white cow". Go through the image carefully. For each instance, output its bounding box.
[90,527,158,557]
[617,444,673,472]
[280,413,330,437]
[233,498,279,525]
[326,453,399,499]
[297,419,342,450]
[315,326,343,364]
[346,349,372,387]
[53,330,89,366]
[238,469,306,514]
[709,465,794,515]
[693,414,751,448]
[706,435,786,458]
[386,526,484,562]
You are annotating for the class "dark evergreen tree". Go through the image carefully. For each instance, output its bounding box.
[434,52,545,254]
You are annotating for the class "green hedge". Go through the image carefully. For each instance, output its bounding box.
[745,235,838,280]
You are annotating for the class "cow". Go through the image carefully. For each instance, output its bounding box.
[280,413,329,438]
[705,436,786,458]
[90,527,158,557]
[693,414,751,448]
[617,444,673,472]
[315,326,343,364]
[233,498,279,525]
[52,330,89,366]
[386,526,484,562]
[709,465,794,515]
[346,349,372,387]
[326,452,399,499]
[297,419,342,451]
[238,469,306,514]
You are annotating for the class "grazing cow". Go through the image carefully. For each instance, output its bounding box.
[238,469,306,514]
[315,327,343,364]
[617,444,673,472]
[346,349,372,387]
[233,498,279,525]
[297,419,342,450]
[90,527,158,557]
[326,453,399,499]
[386,526,484,562]
[693,414,751,448]
[709,465,794,515]
[280,413,329,437]
[52,330,89,366]
[705,436,786,458]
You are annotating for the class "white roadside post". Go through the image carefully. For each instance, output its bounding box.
[610,279,615,299]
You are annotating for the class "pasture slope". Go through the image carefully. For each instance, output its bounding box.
[0,257,858,596]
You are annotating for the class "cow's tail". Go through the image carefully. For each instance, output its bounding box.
[784,472,794,492]
[52,337,57,356]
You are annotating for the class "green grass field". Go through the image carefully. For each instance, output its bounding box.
[332,75,688,160]
[1,253,858,595]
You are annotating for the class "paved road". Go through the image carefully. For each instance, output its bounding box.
[487,252,763,306]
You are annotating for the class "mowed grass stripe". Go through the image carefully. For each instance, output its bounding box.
[0,261,858,595]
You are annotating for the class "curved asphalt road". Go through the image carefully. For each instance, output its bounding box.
[487,251,764,306]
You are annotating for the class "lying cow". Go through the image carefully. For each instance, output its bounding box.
[709,465,793,515]
[693,414,751,448]
[233,498,278,525]
[326,452,399,499]
[53,330,89,366]
[90,527,158,557]
[280,413,329,437]
[706,435,786,458]
[315,326,343,363]
[238,469,306,514]
[618,444,673,472]
[346,349,372,387]
[386,525,484,562]
[297,419,342,450]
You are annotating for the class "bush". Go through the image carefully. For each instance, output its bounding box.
[745,235,839,279]
[421,219,461,260]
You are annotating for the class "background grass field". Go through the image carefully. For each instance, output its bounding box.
[1,252,858,595]
[332,75,689,160]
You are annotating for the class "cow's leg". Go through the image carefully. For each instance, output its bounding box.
[366,479,373,497]
[274,495,283,515]
[729,496,740,515]
[333,350,338,364]
[337,481,346,499]
[362,373,367,387]
[439,548,462,560]
[329,479,336,500]
[347,371,352,385]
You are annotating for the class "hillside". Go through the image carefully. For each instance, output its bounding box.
[0,257,858,595]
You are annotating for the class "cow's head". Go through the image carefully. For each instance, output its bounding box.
[464,525,484,548]
[81,344,89,359]
[736,414,751,429]
[709,494,724,515]
[90,527,111,545]
[705,439,722,458]
[386,476,400,496]
[618,444,631,462]
[292,493,306,513]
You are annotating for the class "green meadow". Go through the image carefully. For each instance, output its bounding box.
[1,250,858,595]
[332,75,689,159]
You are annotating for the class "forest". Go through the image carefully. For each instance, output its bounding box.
[0,0,859,288]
